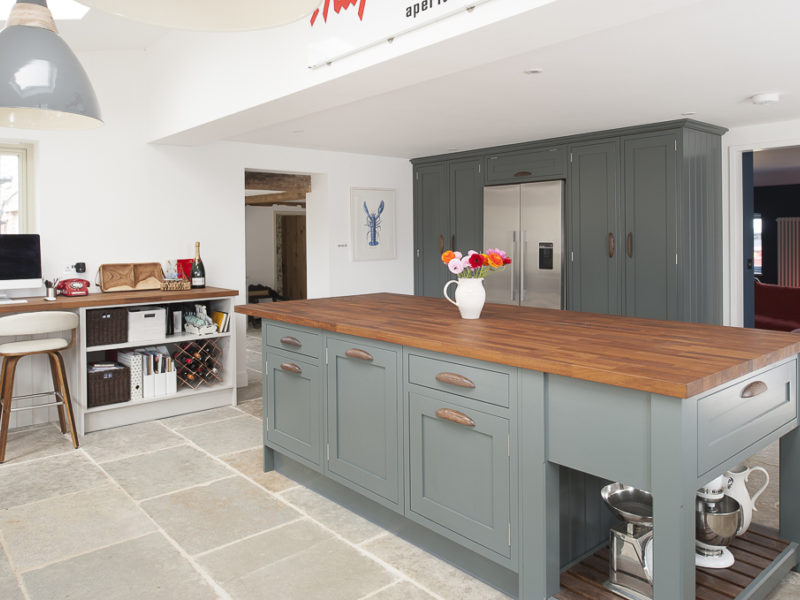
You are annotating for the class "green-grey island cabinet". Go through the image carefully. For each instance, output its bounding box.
[237,294,800,600]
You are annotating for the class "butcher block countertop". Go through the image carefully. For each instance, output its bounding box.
[235,293,800,399]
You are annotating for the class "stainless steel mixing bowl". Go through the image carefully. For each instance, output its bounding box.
[601,482,654,525]
[696,495,742,547]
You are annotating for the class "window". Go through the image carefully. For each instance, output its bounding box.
[753,214,762,276]
[0,143,32,234]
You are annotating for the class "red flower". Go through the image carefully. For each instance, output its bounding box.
[468,253,485,268]
[502,257,511,265]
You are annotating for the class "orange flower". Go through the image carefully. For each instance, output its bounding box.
[486,252,503,268]
[441,251,455,264]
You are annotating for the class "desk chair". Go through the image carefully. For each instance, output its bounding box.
[0,311,79,463]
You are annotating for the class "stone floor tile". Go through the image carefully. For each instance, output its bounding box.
[2,423,75,464]
[363,534,511,600]
[765,571,800,599]
[0,452,106,509]
[197,519,332,584]
[22,532,218,600]
[281,486,388,544]
[0,546,24,600]
[246,348,263,372]
[366,581,438,600]
[141,476,299,555]
[0,483,155,571]
[751,440,779,467]
[102,444,233,500]
[236,398,263,418]
[247,368,262,385]
[159,406,242,430]
[222,448,297,492]
[227,537,394,600]
[80,421,184,463]
[179,414,262,456]
[236,379,262,404]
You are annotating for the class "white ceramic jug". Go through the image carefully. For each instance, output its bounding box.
[443,278,486,319]
[725,465,770,536]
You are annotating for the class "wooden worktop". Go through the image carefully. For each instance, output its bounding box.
[235,293,800,398]
[0,286,238,315]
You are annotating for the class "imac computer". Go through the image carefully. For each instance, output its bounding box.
[0,234,43,302]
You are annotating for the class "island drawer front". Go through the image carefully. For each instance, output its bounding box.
[407,353,511,408]
[485,145,567,183]
[698,360,797,476]
[266,324,322,360]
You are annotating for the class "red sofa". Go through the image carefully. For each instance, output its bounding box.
[754,280,800,331]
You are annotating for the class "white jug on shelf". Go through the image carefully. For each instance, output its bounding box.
[725,465,770,536]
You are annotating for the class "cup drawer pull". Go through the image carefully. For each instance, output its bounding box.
[435,408,475,427]
[435,372,476,389]
[280,362,302,375]
[345,348,373,361]
[741,381,768,398]
[280,336,302,348]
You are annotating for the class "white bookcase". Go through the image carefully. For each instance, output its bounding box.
[76,294,237,435]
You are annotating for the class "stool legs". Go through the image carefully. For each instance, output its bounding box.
[47,353,68,434]
[0,356,21,464]
[49,352,78,450]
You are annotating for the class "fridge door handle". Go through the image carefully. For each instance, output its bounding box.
[520,230,526,303]
[511,231,517,302]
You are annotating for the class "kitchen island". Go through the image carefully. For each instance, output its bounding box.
[236,293,800,600]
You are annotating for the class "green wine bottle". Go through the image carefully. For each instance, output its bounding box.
[191,242,206,288]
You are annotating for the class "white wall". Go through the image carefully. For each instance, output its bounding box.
[245,204,305,290]
[722,117,800,326]
[1,49,413,415]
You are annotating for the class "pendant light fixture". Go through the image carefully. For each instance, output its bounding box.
[0,0,102,129]
[74,0,322,32]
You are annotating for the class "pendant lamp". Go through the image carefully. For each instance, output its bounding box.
[0,0,102,129]
[74,0,322,32]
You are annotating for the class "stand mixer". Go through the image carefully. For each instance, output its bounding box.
[696,475,743,568]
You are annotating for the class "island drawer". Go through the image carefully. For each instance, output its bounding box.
[265,324,322,360]
[407,352,512,408]
[698,359,797,476]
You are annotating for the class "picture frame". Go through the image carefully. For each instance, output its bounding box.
[350,187,396,261]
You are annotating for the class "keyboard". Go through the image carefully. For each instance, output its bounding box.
[0,298,28,304]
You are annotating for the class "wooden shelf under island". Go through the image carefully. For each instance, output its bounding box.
[236,293,800,600]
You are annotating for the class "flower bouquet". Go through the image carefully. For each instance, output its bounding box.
[441,249,511,319]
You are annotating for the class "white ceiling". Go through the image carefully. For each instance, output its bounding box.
[9,0,800,161]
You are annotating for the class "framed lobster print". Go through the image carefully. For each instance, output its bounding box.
[350,187,396,261]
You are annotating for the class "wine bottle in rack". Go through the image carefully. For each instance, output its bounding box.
[191,242,206,288]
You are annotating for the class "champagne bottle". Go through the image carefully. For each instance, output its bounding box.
[191,242,206,288]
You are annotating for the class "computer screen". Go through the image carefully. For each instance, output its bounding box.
[0,234,42,297]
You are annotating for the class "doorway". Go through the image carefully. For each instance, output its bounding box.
[276,213,307,300]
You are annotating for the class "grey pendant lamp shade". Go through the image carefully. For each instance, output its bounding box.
[74,0,322,31]
[0,0,102,129]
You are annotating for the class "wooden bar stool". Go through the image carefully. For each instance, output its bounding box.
[0,311,79,463]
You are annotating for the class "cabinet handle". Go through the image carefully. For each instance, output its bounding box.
[280,336,302,348]
[451,234,455,252]
[435,372,476,389]
[608,232,615,258]
[627,232,633,258]
[280,362,302,374]
[435,408,475,427]
[741,380,768,398]
[514,171,532,177]
[345,348,373,361]
[439,234,444,254]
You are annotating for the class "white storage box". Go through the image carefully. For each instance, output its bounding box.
[127,306,166,342]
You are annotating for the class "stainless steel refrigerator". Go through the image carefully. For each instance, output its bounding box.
[483,181,564,309]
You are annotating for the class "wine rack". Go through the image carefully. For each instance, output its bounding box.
[173,338,223,390]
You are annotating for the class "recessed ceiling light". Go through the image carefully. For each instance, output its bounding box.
[523,68,544,75]
[750,92,780,105]
[292,130,304,134]
[681,112,696,117]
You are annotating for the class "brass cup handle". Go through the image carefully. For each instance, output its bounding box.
[626,232,633,258]
[280,362,302,375]
[741,380,768,398]
[514,170,532,177]
[435,372,476,389]
[345,348,373,361]
[608,232,615,258]
[280,336,302,348]
[435,408,475,427]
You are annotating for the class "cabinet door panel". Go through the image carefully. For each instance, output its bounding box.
[408,391,511,557]
[568,140,621,314]
[452,158,484,254]
[623,134,678,320]
[415,163,451,297]
[265,352,322,469]
[327,339,400,504]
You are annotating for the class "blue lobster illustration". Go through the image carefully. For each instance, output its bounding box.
[364,200,384,246]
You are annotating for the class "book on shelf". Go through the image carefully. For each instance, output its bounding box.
[210,310,229,333]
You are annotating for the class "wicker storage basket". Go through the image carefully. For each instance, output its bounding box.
[87,364,130,408]
[86,308,128,347]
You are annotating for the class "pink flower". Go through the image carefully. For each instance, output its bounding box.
[448,258,464,274]
[461,256,472,269]
[454,251,463,259]
[487,248,507,259]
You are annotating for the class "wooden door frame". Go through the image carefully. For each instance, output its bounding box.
[273,208,307,299]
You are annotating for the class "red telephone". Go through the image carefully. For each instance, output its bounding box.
[56,278,90,296]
